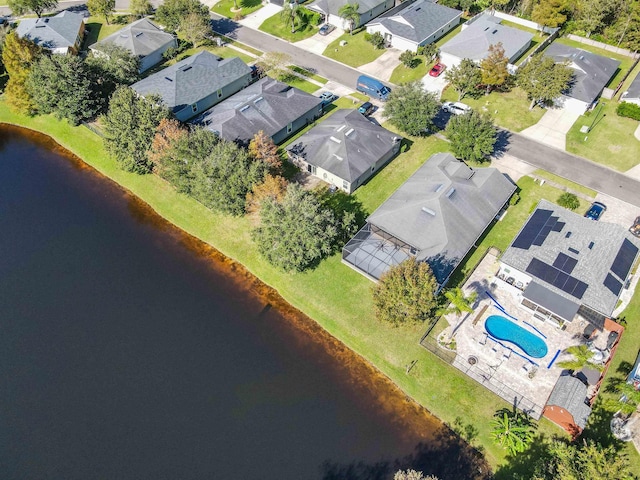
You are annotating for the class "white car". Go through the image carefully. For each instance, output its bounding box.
[442,101,471,115]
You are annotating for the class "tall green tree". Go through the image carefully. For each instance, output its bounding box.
[604,377,640,416]
[1,31,42,114]
[372,258,438,326]
[438,287,478,337]
[445,110,497,163]
[394,471,439,480]
[480,43,510,94]
[180,11,211,46]
[557,344,604,372]
[517,53,573,110]
[103,86,170,174]
[338,3,360,34]
[129,0,153,18]
[532,0,570,29]
[154,0,210,31]
[280,2,303,34]
[27,54,97,125]
[382,81,440,136]
[253,183,338,271]
[490,409,535,456]
[87,0,116,25]
[87,43,140,112]
[7,0,57,17]
[575,0,622,38]
[444,58,482,101]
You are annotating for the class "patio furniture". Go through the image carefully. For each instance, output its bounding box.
[606,331,619,350]
[479,333,488,345]
[502,349,512,360]
[583,324,596,340]
[522,363,530,373]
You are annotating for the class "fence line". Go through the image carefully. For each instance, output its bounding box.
[566,34,640,59]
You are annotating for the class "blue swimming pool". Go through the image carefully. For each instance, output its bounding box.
[485,315,548,358]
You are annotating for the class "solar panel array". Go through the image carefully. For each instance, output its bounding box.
[526,258,588,299]
[604,273,623,296]
[552,252,578,274]
[512,209,561,250]
[611,238,638,280]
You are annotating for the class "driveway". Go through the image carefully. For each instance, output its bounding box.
[421,72,448,98]
[294,27,342,55]
[238,2,282,30]
[359,49,402,82]
[520,107,581,150]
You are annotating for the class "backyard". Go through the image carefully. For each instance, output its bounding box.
[84,15,132,47]
[323,30,386,68]
[212,0,263,19]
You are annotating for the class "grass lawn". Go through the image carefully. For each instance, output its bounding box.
[555,37,635,88]
[281,74,320,94]
[441,86,546,132]
[290,66,328,84]
[532,169,597,198]
[390,57,432,85]
[259,8,321,42]
[323,30,386,68]
[566,100,640,172]
[84,15,131,47]
[212,0,263,19]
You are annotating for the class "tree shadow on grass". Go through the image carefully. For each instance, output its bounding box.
[241,0,262,7]
[493,434,552,480]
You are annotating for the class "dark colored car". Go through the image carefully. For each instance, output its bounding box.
[629,216,640,237]
[428,63,446,77]
[585,202,607,221]
[318,24,335,36]
[358,101,374,116]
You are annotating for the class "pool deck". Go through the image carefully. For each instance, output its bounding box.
[442,250,614,419]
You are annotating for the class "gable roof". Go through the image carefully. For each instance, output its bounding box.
[15,11,83,50]
[624,71,640,101]
[194,77,322,143]
[309,0,387,15]
[366,153,515,284]
[90,18,175,58]
[546,375,591,429]
[501,199,640,317]
[286,109,401,183]
[544,42,620,104]
[131,51,251,112]
[368,0,461,43]
[440,13,533,62]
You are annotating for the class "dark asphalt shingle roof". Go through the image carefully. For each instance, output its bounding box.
[544,42,620,104]
[625,71,640,100]
[90,18,175,58]
[440,13,533,62]
[368,0,461,43]
[131,51,251,112]
[286,109,400,182]
[546,375,591,429]
[366,152,515,283]
[16,11,83,50]
[193,77,322,143]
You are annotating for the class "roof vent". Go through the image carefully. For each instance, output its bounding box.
[179,65,192,72]
[135,32,144,37]
[164,77,173,82]
[588,241,595,249]
[44,18,49,23]
[333,154,343,161]
[415,7,421,11]
[446,187,456,198]
[330,136,342,144]
[421,207,436,216]
[254,96,263,103]
[435,184,444,193]
[337,125,346,132]
[240,105,250,112]
[565,231,572,238]
[492,29,498,34]
[120,34,129,38]
[345,128,355,136]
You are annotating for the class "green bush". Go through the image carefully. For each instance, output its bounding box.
[509,192,520,206]
[365,31,385,50]
[557,192,580,210]
[617,101,640,121]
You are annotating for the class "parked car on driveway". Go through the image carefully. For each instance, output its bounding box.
[319,91,336,106]
[629,216,640,236]
[442,101,471,115]
[585,202,607,221]
[358,101,374,116]
[319,24,335,36]
[429,63,446,77]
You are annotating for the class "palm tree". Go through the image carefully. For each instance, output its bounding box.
[437,287,477,338]
[557,345,605,372]
[605,378,640,416]
[490,409,535,456]
[280,2,303,34]
[338,3,360,35]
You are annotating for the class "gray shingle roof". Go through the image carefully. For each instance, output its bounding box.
[366,152,515,283]
[309,0,387,15]
[131,51,251,112]
[368,0,461,43]
[16,11,83,50]
[501,199,640,317]
[544,42,620,104]
[440,13,533,62]
[193,77,322,144]
[286,109,400,182]
[546,375,591,429]
[90,18,175,59]
[624,71,640,100]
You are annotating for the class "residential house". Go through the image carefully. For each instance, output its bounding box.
[15,11,84,55]
[439,13,533,69]
[90,18,177,73]
[621,70,640,106]
[193,77,323,145]
[307,0,394,30]
[543,374,592,436]
[498,199,640,328]
[543,43,621,114]
[131,51,252,122]
[366,0,462,53]
[342,152,515,287]
[286,109,401,193]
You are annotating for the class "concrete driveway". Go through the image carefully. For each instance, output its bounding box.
[421,71,448,98]
[359,49,402,82]
[238,2,282,30]
[294,27,342,55]
[520,107,581,150]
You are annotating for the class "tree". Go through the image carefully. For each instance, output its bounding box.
[280,1,303,34]
[399,50,417,68]
[445,111,497,163]
[604,377,640,416]
[557,192,580,210]
[87,0,115,25]
[394,470,439,480]
[130,0,153,18]
[253,183,338,271]
[148,118,187,173]
[27,54,97,125]
[7,0,57,17]
[248,130,282,174]
[2,31,42,114]
[245,174,288,217]
[372,258,438,326]
[180,11,211,47]
[444,58,482,101]
[417,43,438,61]
[154,0,210,31]
[382,81,440,136]
[87,44,140,112]
[102,86,169,174]
[480,43,510,94]
[557,344,604,372]
[575,0,622,38]
[490,409,535,456]
[517,53,573,110]
[437,287,478,337]
[338,3,360,35]
[258,51,292,81]
[532,0,570,29]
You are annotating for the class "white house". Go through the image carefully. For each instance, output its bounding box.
[621,71,640,106]
[307,0,394,30]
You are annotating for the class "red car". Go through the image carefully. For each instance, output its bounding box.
[429,63,446,77]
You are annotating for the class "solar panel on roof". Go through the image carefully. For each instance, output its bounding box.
[552,221,565,232]
[611,238,639,280]
[568,247,579,254]
[604,273,623,296]
[553,253,577,274]
[512,209,553,250]
[572,281,588,299]
[525,258,588,299]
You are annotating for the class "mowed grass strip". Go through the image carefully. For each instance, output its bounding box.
[323,30,386,67]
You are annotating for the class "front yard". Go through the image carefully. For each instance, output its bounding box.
[323,30,386,68]
[212,0,264,19]
[259,8,321,42]
[390,56,433,85]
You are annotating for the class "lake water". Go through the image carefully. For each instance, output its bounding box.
[0,125,488,480]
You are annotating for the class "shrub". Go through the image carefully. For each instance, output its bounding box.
[557,192,580,210]
[365,31,385,49]
[400,50,417,68]
[509,192,520,206]
[617,102,640,121]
